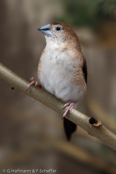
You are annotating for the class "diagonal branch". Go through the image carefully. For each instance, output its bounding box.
[0,62,116,151]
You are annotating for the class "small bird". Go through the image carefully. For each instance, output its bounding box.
[28,22,87,140]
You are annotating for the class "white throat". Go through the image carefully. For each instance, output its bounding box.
[45,35,64,49]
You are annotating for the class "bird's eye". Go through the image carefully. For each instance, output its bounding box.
[56,27,61,31]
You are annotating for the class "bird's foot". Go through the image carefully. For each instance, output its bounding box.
[26,77,42,91]
[62,102,74,118]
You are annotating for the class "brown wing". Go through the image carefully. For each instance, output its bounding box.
[82,57,87,84]
[63,57,87,141]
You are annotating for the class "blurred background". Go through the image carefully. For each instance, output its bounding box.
[0,0,116,173]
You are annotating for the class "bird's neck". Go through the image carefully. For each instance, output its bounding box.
[45,41,81,53]
[44,41,83,67]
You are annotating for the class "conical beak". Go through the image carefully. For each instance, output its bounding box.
[38,24,51,36]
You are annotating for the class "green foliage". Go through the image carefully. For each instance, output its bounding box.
[57,0,116,28]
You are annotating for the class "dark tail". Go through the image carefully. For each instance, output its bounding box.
[63,118,77,141]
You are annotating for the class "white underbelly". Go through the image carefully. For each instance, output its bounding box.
[39,64,84,103]
[38,49,85,103]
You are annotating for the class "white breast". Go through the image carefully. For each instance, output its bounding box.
[38,47,85,103]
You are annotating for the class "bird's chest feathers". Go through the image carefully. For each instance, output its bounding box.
[39,48,78,83]
[38,47,83,102]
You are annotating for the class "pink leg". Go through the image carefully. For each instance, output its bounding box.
[26,77,41,91]
[35,81,42,88]
[63,103,70,108]
[26,81,36,91]
[62,103,74,118]
[29,77,35,82]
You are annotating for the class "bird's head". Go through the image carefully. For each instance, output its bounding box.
[38,22,80,49]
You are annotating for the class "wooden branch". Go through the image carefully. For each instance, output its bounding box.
[86,96,116,132]
[0,62,116,151]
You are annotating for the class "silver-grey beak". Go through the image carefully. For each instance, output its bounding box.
[38,24,51,36]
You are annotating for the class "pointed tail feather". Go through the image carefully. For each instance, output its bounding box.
[63,117,77,141]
